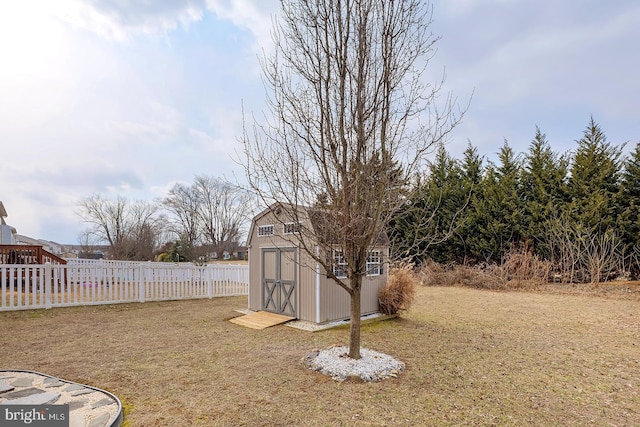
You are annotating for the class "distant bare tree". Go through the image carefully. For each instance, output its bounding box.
[129,199,167,261]
[78,195,128,259]
[160,176,253,261]
[78,194,164,260]
[162,182,203,258]
[77,231,99,259]
[243,0,465,358]
[193,175,253,258]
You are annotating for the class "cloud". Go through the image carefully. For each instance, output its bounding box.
[106,101,226,155]
[473,5,638,99]
[52,0,206,41]
[205,0,279,52]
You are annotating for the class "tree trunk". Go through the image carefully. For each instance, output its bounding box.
[348,276,362,359]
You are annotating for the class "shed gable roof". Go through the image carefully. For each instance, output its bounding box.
[248,202,388,248]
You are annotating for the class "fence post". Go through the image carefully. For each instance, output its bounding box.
[206,266,212,299]
[45,262,52,309]
[138,263,146,303]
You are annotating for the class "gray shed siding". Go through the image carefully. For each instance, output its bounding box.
[318,252,387,323]
[297,256,318,322]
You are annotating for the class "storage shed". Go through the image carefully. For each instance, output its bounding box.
[247,203,389,324]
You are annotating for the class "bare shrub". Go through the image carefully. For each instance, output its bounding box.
[500,244,552,289]
[580,230,623,283]
[378,264,418,315]
[415,259,445,286]
[419,262,506,290]
[418,246,556,292]
[546,217,624,284]
[455,264,506,290]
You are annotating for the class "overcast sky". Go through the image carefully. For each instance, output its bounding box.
[1,0,638,244]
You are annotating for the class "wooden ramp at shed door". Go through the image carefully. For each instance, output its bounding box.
[229,311,295,330]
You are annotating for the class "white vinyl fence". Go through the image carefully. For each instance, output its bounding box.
[0,260,248,311]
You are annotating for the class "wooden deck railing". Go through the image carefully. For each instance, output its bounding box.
[0,245,67,265]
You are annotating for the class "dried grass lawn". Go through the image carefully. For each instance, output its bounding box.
[1,286,639,426]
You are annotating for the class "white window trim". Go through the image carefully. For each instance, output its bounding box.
[366,250,382,276]
[258,224,274,237]
[332,249,348,278]
[331,249,383,278]
[283,222,302,235]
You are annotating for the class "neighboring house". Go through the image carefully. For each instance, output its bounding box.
[0,202,70,264]
[15,235,65,255]
[66,245,107,259]
[0,201,17,245]
[0,201,67,265]
[60,250,78,259]
[40,239,65,256]
[234,246,248,260]
[247,203,389,324]
[209,245,248,261]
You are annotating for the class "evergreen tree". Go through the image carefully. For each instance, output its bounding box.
[390,144,465,264]
[422,144,467,263]
[521,127,569,258]
[568,117,622,232]
[463,141,522,262]
[456,143,485,263]
[394,119,629,273]
[468,140,522,262]
[618,142,640,276]
[389,174,428,264]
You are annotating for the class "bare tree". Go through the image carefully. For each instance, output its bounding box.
[78,194,165,260]
[243,0,464,358]
[546,216,623,283]
[77,231,100,259]
[129,199,167,261]
[78,194,129,259]
[194,175,253,258]
[161,176,253,262]
[580,230,622,283]
[163,182,203,258]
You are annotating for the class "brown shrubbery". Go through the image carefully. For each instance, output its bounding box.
[502,244,552,282]
[384,244,630,305]
[378,264,418,315]
[418,262,507,290]
[417,246,553,291]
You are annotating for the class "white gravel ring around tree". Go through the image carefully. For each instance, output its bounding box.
[303,346,405,382]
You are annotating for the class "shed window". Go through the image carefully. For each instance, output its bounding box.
[366,250,382,276]
[332,250,348,278]
[258,224,274,236]
[283,222,301,234]
[331,249,382,278]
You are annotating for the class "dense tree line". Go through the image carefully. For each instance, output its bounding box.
[391,117,640,282]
